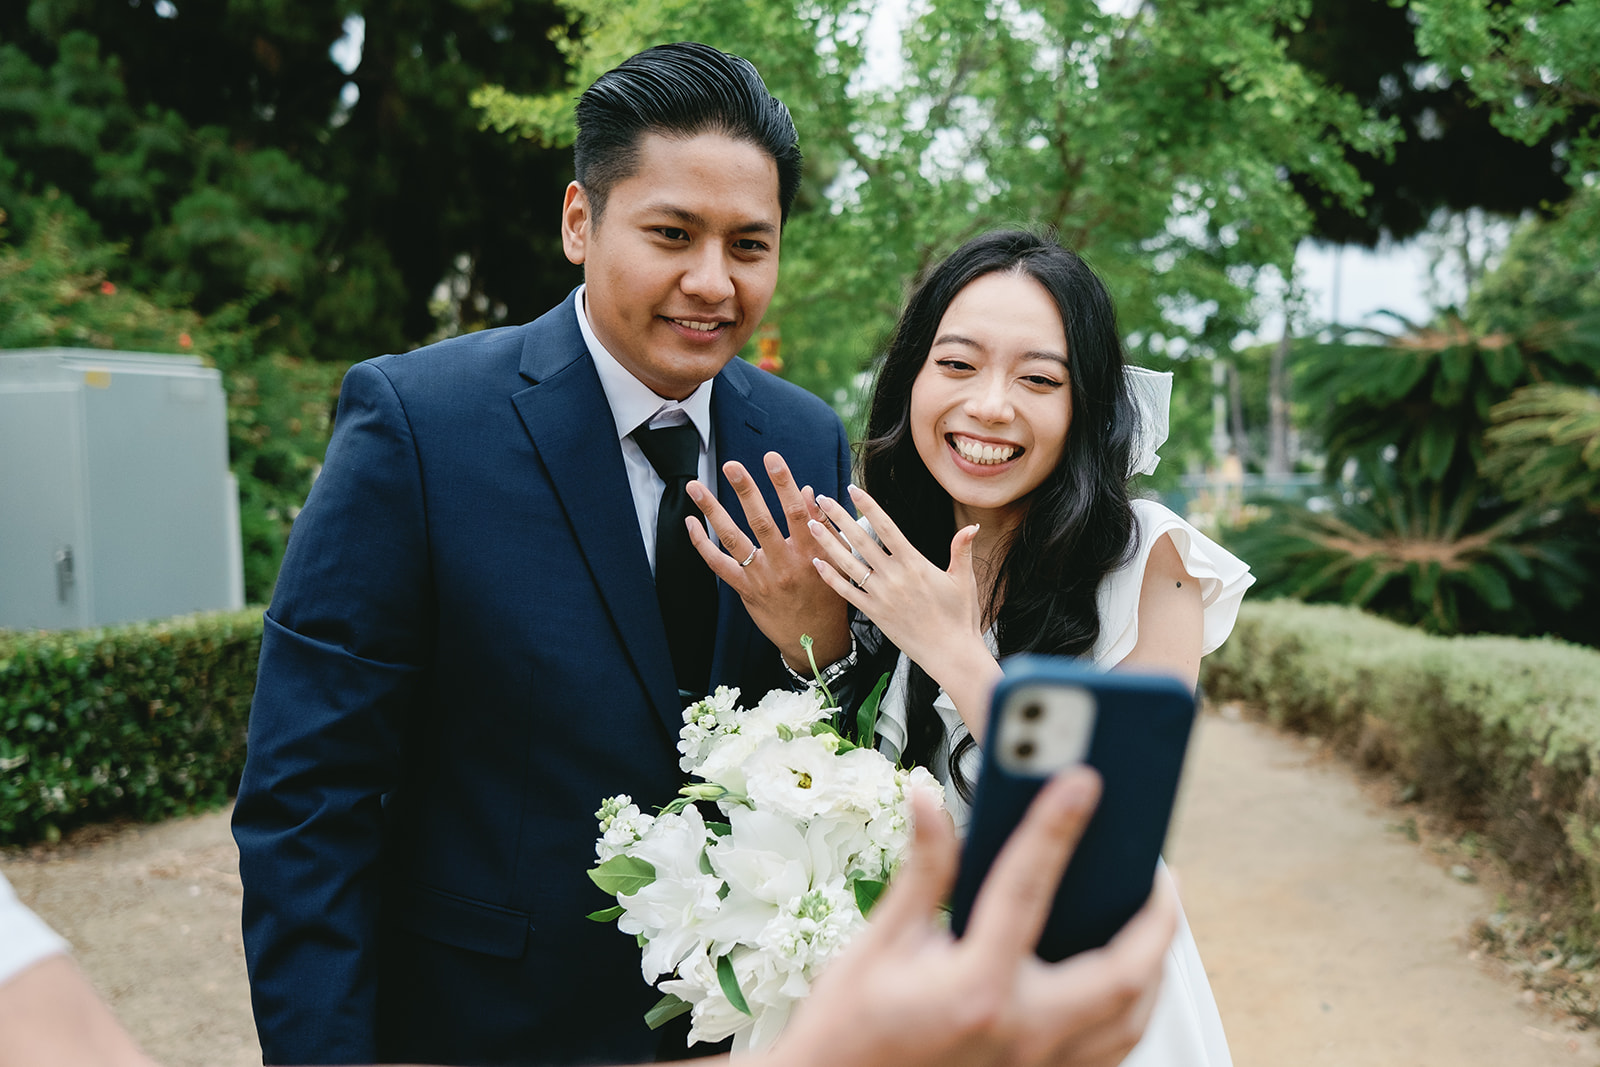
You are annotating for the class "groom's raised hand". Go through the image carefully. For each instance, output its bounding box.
[685,451,851,672]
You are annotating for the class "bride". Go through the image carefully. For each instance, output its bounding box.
[799,230,1252,1067]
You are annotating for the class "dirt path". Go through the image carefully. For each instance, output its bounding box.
[3,709,1599,1066]
[1167,708,1600,1066]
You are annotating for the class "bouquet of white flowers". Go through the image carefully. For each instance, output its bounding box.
[589,665,939,1051]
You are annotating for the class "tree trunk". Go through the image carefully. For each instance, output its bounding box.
[1266,331,1292,477]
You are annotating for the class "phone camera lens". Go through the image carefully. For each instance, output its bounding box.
[1014,740,1036,760]
[1021,703,1043,721]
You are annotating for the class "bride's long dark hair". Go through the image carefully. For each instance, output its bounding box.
[858,230,1139,797]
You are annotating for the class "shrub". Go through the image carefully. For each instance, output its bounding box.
[0,610,261,845]
[1203,600,1600,927]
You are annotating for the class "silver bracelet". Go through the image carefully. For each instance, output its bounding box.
[784,633,859,690]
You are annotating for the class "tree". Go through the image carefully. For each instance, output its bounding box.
[1282,0,1579,247]
[476,0,1395,404]
[1,0,581,362]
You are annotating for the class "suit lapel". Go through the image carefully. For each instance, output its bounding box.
[509,302,682,736]
[708,364,771,686]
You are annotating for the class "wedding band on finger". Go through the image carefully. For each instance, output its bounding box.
[738,547,758,568]
[856,566,874,592]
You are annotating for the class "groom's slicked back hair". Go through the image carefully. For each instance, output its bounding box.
[574,42,803,224]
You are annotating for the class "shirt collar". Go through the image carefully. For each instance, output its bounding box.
[576,284,714,446]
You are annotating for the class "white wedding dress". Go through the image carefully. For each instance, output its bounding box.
[874,498,1254,1067]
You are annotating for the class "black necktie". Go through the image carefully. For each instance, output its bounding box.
[632,422,716,700]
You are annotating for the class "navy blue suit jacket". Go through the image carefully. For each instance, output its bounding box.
[233,293,853,1066]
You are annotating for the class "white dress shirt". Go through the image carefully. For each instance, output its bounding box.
[576,285,717,573]
[0,870,68,988]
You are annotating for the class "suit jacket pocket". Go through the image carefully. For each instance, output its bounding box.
[388,881,531,960]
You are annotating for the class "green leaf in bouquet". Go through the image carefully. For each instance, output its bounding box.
[717,953,753,1017]
[855,671,891,751]
[645,993,693,1030]
[852,877,887,917]
[775,723,796,741]
[588,855,657,896]
[586,905,626,922]
[706,820,732,836]
[658,796,693,815]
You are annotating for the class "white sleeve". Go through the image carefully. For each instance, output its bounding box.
[1092,499,1255,668]
[0,870,70,988]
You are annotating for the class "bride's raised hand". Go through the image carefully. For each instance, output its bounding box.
[809,485,1003,741]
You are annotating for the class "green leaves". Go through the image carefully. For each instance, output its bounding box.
[586,905,626,922]
[716,954,752,1017]
[645,993,693,1030]
[852,877,887,917]
[587,855,657,897]
[0,611,261,844]
[854,671,891,752]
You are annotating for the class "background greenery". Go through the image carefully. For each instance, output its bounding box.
[1,0,1595,632]
[0,610,260,844]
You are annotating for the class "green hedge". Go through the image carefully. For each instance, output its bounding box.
[1202,599,1600,921]
[0,610,262,844]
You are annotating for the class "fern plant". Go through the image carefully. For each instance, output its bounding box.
[1484,382,1600,513]
[1233,307,1600,641]
[1230,463,1588,635]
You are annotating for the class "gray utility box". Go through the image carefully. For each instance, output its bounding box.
[0,348,244,630]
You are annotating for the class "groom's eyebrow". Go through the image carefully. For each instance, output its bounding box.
[647,203,778,237]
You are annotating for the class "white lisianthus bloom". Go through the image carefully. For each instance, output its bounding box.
[743,735,886,822]
[616,805,722,983]
[745,687,833,734]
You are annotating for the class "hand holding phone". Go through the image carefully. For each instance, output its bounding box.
[949,655,1196,961]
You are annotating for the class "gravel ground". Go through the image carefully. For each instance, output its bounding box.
[4,708,1599,1066]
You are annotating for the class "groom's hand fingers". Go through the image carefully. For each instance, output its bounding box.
[963,768,1102,963]
[719,460,789,548]
[685,508,749,584]
[763,453,817,545]
[684,481,757,577]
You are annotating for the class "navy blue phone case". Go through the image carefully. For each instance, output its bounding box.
[948,655,1197,961]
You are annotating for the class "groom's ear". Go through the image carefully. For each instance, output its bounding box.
[561,181,591,266]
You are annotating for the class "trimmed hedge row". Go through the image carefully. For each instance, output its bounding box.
[0,610,261,844]
[1202,599,1600,919]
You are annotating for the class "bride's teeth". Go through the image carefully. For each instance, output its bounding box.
[674,319,719,332]
[953,437,1017,465]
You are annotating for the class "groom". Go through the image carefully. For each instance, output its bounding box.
[233,43,854,1066]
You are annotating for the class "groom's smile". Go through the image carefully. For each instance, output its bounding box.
[561,130,783,401]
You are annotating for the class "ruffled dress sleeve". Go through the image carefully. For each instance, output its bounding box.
[1091,498,1255,669]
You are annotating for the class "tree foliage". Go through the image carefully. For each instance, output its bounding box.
[1,0,581,362]
[1282,0,1580,246]
[477,0,1395,402]
[1233,266,1600,641]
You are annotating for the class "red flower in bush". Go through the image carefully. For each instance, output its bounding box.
[100,281,117,295]
[178,332,193,348]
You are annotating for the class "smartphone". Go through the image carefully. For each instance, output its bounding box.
[948,655,1196,961]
